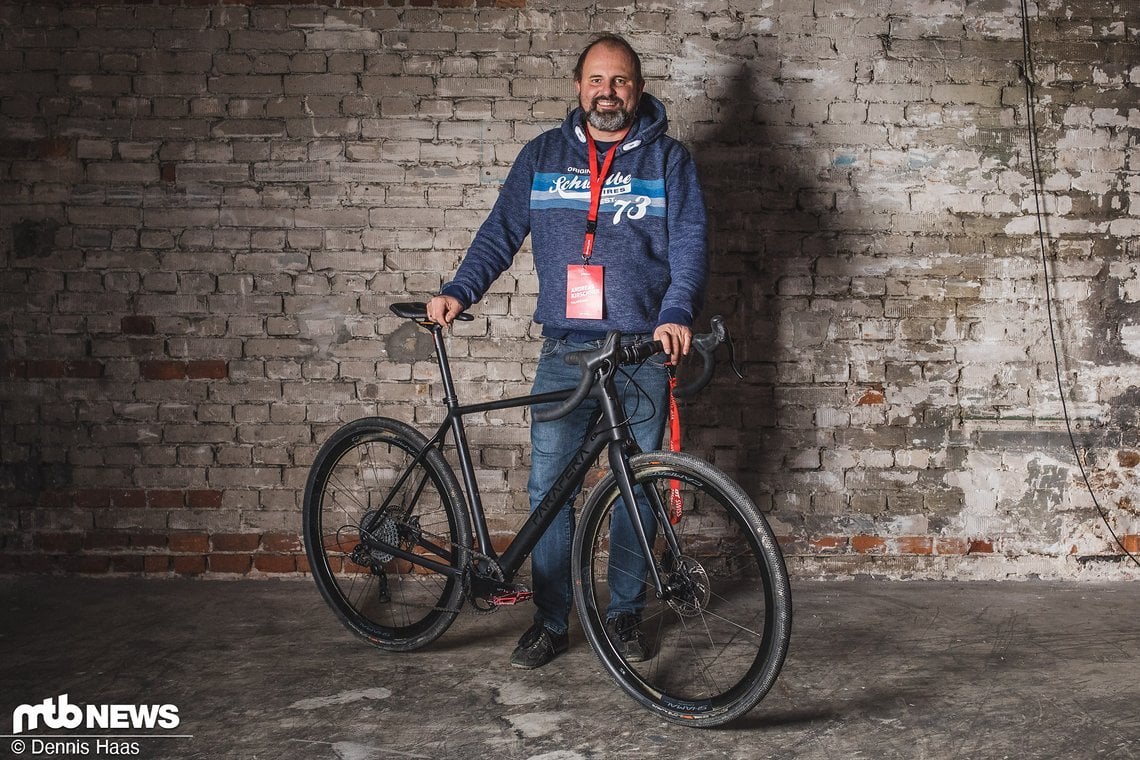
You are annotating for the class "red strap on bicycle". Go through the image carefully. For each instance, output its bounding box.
[667,365,683,525]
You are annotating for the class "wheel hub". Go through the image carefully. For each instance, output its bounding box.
[664,555,711,617]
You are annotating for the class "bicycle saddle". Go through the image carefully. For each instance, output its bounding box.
[390,302,474,322]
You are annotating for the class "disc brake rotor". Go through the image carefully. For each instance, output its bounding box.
[666,555,711,617]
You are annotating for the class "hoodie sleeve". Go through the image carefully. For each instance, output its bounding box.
[439,142,535,308]
[657,144,708,327]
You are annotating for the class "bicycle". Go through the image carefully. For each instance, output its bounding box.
[302,302,792,727]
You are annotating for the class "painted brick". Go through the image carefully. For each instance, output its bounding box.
[0,0,1135,581]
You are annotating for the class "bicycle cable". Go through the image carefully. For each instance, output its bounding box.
[1019,0,1139,568]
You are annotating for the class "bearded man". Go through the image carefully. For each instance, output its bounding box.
[427,33,708,668]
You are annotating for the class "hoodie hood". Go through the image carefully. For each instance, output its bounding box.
[561,92,670,157]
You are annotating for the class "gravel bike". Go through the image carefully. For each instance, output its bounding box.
[302,302,792,726]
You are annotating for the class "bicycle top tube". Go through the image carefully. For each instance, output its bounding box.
[388,301,733,411]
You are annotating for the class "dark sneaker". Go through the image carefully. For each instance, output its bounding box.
[605,613,649,662]
[510,622,569,669]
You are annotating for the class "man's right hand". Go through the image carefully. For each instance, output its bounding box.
[426,295,464,326]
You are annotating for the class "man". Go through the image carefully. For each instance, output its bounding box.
[427,33,707,668]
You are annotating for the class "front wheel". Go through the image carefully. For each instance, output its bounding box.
[303,417,471,651]
[573,451,792,727]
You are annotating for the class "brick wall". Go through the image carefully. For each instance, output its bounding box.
[1,0,1137,579]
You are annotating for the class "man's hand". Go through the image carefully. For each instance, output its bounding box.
[653,323,692,365]
[426,295,464,326]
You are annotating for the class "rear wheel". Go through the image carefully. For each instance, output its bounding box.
[573,451,792,726]
[303,417,471,651]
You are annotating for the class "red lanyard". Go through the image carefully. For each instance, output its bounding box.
[582,128,624,263]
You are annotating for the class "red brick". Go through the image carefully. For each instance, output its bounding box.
[73,489,113,508]
[143,555,171,574]
[262,532,302,552]
[38,138,72,159]
[857,388,886,405]
[852,534,887,554]
[37,490,70,508]
[897,536,933,555]
[65,361,104,379]
[173,555,206,575]
[169,532,209,553]
[208,554,252,574]
[967,539,995,554]
[147,490,185,509]
[130,533,168,549]
[18,554,54,573]
[810,536,848,553]
[110,555,146,573]
[935,537,968,555]
[160,162,176,183]
[140,360,186,380]
[296,555,311,574]
[211,533,260,552]
[0,360,26,379]
[1122,534,1140,554]
[254,554,298,573]
[111,489,147,509]
[187,489,223,509]
[22,360,102,379]
[24,360,66,378]
[35,532,84,553]
[186,360,227,379]
[121,316,156,335]
[58,555,111,574]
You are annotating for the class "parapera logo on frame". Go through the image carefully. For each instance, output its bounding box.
[11,694,180,734]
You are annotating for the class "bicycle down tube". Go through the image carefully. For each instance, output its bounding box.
[414,322,666,593]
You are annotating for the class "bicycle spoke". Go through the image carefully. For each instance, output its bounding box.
[574,452,791,726]
[303,418,470,651]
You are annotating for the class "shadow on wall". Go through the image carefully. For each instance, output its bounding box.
[686,62,836,539]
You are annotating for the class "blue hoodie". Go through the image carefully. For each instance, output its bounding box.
[441,93,708,337]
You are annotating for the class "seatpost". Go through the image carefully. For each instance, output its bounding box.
[431,325,460,410]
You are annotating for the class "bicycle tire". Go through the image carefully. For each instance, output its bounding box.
[573,451,792,727]
[303,417,472,651]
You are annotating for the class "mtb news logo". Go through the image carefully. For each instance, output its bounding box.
[12,694,180,734]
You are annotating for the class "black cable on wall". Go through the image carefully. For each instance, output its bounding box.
[1019,0,1140,569]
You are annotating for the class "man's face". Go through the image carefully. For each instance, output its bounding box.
[575,43,644,137]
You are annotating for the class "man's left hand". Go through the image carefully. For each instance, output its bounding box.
[654,323,692,365]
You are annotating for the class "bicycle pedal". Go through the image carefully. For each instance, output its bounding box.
[490,588,533,606]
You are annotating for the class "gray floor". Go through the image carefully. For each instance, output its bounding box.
[1,577,1136,759]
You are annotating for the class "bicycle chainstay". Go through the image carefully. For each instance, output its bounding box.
[353,515,527,615]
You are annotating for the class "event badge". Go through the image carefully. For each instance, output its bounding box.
[566,264,604,320]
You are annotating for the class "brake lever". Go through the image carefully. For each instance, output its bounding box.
[705,315,744,380]
[724,328,745,380]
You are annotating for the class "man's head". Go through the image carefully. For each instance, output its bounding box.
[573,34,645,138]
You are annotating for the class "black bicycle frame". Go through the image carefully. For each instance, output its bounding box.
[370,324,676,597]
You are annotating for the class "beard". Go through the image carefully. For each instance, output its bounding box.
[585,96,634,133]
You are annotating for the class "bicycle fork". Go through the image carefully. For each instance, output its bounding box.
[607,438,686,603]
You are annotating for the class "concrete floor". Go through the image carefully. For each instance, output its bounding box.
[0,577,1137,760]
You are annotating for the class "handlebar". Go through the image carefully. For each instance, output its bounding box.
[533,315,737,423]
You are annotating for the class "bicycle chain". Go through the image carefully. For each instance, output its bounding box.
[401,522,505,616]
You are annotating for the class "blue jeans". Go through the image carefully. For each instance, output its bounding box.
[527,335,670,635]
